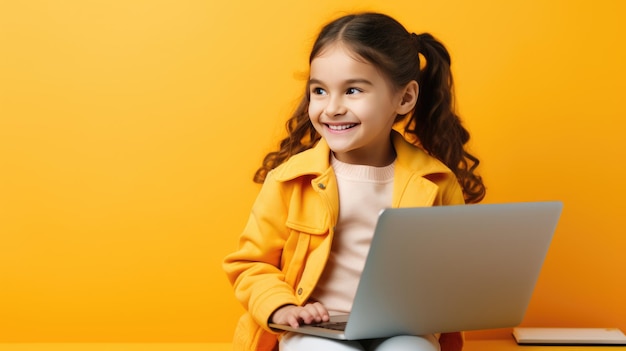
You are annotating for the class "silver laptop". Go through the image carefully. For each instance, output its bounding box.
[269,201,563,340]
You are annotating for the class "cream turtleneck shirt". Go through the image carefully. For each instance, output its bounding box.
[309,154,395,315]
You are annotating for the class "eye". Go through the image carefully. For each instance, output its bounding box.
[346,87,362,95]
[310,87,327,95]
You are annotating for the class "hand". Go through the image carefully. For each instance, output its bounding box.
[270,302,330,328]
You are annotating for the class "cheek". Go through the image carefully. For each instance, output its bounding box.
[308,101,322,121]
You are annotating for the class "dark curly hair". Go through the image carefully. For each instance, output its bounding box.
[254,12,485,204]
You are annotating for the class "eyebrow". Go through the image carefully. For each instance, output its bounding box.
[308,78,374,86]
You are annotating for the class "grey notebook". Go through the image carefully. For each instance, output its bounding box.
[270,201,563,340]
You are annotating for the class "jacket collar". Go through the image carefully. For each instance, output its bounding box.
[272,130,453,182]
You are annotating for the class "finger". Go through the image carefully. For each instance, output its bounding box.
[297,307,317,325]
[300,304,322,323]
[310,302,330,322]
[286,313,301,328]
[300,303,327,324]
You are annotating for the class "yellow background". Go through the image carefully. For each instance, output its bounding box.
[1,0,624,343]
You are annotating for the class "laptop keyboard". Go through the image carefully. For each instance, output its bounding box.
[314,321,347,331]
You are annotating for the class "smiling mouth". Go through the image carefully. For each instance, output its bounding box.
[327,123,357,131]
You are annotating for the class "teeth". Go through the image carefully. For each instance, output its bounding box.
[328,124,356,131]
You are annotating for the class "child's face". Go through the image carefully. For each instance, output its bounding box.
[308,43,408,166]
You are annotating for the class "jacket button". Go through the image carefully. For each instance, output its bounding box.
[297,287,303,295]
[317,183,326,190]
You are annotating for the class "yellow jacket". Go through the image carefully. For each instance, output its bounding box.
[223,131,465,351]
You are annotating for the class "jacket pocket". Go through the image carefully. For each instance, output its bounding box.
[281,229,312,289]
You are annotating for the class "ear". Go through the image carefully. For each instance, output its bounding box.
[397,80,419,115]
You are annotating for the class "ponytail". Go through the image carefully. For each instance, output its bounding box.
[406,33,485,203]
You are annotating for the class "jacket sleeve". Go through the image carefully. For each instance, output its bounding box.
[223,171,299,330]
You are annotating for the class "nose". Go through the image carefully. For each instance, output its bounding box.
[324,95,347,117]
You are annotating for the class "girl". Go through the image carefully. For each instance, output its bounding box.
[223,12,485,351]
